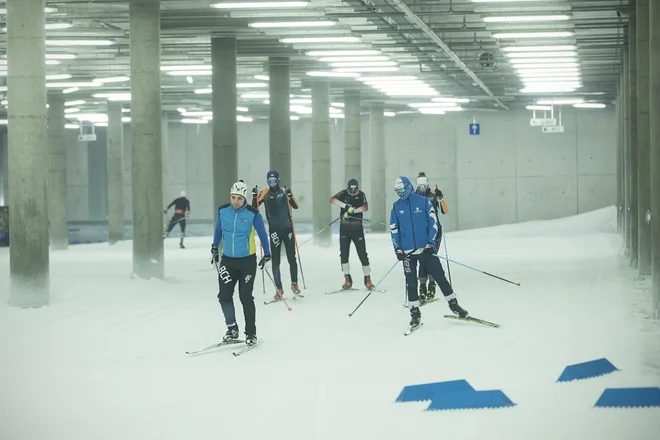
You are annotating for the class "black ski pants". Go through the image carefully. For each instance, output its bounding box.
[217,254,257,335]
[418,234,442,284]
[404,252,453,304]
[269,228,297,288]
[339,229,370,267]
[166,214,186,236]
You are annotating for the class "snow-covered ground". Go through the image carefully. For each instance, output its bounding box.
[1,206,659,440]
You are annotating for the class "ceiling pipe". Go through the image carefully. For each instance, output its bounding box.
[388,0,508,110]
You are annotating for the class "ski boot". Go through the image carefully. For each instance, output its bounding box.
[274,288,284,300]
[427,282,436,300]
[409,306,421,327]
[364,275,375,290]
[418,283,428,304]
[342,274,353,290]
[448,298,468,318]
[179,239,185,249]
[223,323,239,342]
[291,282,301,295]
[246,333,258,346]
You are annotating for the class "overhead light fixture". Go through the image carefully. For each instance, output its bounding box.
[516,67,579,74]
[46,60,60,65]
[492,32,573,39]
[65,123,80,129]
[93,92,131,102]
[46,74,72,80]
[181,118,208,124]
[48,81,97,88]
[431,97,470,103]
[64,108,80,114]
[290,115,300,120]
[237,107,249,112]
[319,56,389,62]
[329,61,397,68]
[418,108,446,115]
[471,0,549,3]
[167,70,212,76]
[386,90,438,96]
[573,103,606,109]
[122,108,130,113]
[408,102,457,108]
[65,100,85,106]
[94,76,130,84]
[186,76,193,84]
[46,53,77,60]
[161,65,210,71]
[241,92,270,99]
[46,39,115,46]
[254,75,270,81]
[521,86,578,94]
[237,115,254,122]
[122,117,131,123]
[503,45,576,52]
[306,71,360,77]
[249,21,335,28]
[62,87,79,94]
[280,37,360,43]
[45,23,74,30]
[306,50,380,57]
[358,76,417,81]
[510,58,577,64]
[73,113,108,123]
[526,105,553,111]
[334,67,398,73]
[507,51,577,58]
[537,98,584,105]
[211,2,309,9]
[484,15,570,23]
[513,63,579,69]
[237,82,268,88]
[384,111,396,117]
[194,88,212,94]
[290,98,312,104]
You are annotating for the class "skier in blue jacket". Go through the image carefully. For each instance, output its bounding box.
[211,181,271,346]
[389,176,468,328]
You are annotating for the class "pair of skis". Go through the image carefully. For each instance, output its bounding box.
[325,287,386,295]
[185,339,263,357]
[264,292,304,306]
[403,314,501,336]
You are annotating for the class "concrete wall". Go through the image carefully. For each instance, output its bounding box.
[65,107,617,232]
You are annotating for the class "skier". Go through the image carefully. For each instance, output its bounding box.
[329,178,375,290]
[211,181,271,346]
[390,176,468,328]
[164,190,191,248]
[252,170,300,300]
[415,172,449,303]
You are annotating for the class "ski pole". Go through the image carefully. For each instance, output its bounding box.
[263,267,292,311]
[297,217,341,248]
[347,216,389,227]
[439,211,452,286]
[348,259,400,317]
[287,197,307,289]
[433,254,521,287]
[259,244,266,294]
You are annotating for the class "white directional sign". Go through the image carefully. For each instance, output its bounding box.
[530,118,557,127]
[541,125,565,134]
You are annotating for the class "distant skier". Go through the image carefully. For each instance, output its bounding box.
[252,170,300,300]
[164,190,191,248]
[390,176,468,329]
[329,178,375,290]
[211,181,271,346]
[415,171,449,303]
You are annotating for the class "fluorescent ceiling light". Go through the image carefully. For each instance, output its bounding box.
[254,75,270,81]
[306,50,380,56]
[510,58,577,64]
[386,90,438,96]
[291,98,312,104]
[96,122,109,127]
[161,65,209,71]
[231,11,323,18]
[442,107,464,112]
[384,111,396,117]
[526,105,553,111]
[122,117,131,123]
[573,103,606,109]
[507,51,577,58]
[517,67,579,74]
[122,109,130,113]
[46,39,115,46]
[249,21,335,28]
[492,32,573,39]
[522,79,581,85]
[334,67,399,73]
[181,118,208,124]
[290,115,300,120]
[211,2,309,9]
[537,98,584,105]
[46,60,60,65]
[521,87,577,94]
[330,102,344,108]
[47,82,97,88]
[194,88,212,94]
[65,124,79,129]
[358,76,417,81]
[65,100,85,106]
[484,15,570,23]
[306,71,360,77]
[237,116,253,122]
[168,70,212,76]
[329,61,396,68]
[46,23,74,30]
[62,87,79,94]
[280,37,360,43]
[471,0,548,2]
[46,53,77,60]
[94,76,130,84]
[514,63,579,69]
[503,45,576,52]
[408,102,458,108]
[418,108,446,115]
[319,56,389,62]
[431,97,470,103]
[93,93,131,102]
[186,76,193,84]
[46,74,72,80]
[237,107,249,112]
[74,113,108,123]
[241,92,270,99]
[237,82,268,88]
[64,108,80,114]
[181,111,213,117]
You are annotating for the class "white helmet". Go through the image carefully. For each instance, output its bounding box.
[230,181,248,199]
[180,190,187,197]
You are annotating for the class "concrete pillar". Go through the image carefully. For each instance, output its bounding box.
[344,90,361,184]
[636,0,652,276]
[0,131,6,205]
[311,80,332,247]
[7,0,50,306]
[129,0,164,279]
[629,10,639,268]
[269,57,291,186]
[107,102,124,245]
[47,93,68,250]
[370,103,386,232]
[211,36,238,217]
[616,80,623,234]
[87,131,107,221]
[649,0,660,317]
[161,112,169,205]
[68,139,89,221]
[623,45,630,256]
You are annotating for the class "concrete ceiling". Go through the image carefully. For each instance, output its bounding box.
[0,0,630,123]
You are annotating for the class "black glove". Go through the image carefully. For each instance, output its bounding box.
[395,249,406,261]
[424,244,435,255]
[434,188,444,199]
[259,255,271,270]
[210,246,219,264]
[252,185,259,197]
[284,187,292,197]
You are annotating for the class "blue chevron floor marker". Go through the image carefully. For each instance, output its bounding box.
[595,387,660,408]
[557,358,619,382]
[396,379,474,403]
[426,389,516,411]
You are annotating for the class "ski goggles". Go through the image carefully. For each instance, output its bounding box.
[267,178,279,185]
[348,185,358,195]
[417,184,429,191]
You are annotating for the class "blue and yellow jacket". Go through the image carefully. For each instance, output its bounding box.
[389,176,439,253]
[212,202,271,258]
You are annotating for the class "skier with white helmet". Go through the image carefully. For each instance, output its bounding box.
[211,181,271,346]
[163,190,191,248]
[390,176,468,329]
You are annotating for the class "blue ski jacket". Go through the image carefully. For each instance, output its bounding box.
[212,202,271,258]
[389,176,439,253]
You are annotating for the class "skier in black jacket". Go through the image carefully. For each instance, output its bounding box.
[164,190,191,248]
[252,170,300,299]
[329,179,375,290]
